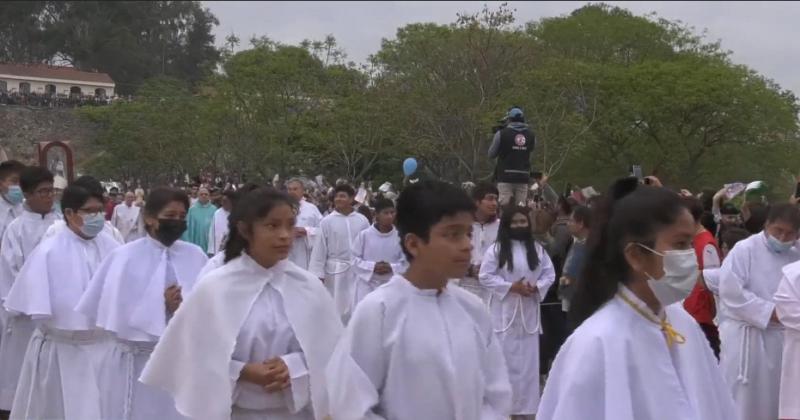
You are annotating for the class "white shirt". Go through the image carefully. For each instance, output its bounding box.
[351,225,407,306]
[471,219,500,266]
[326,275,512,420]
[0,208,59,299]
[0,198,22,244]
[44,219,124,245]
[776,261,800,419]
[5,229,120,331]
[76,236,208,342]
[288,200,322,270]
[207,207,230,255]
[111,202,141,242]
[538,286,737,420]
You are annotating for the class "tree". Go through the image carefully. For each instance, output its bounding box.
[0,1,221,94]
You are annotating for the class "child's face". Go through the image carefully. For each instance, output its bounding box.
[245,203,296,266]
[409,211,473,279]
[376,208,396,227]
[476,194,498,217]
[0,173,19,194]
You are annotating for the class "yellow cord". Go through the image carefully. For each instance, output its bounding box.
[617,292,686,347]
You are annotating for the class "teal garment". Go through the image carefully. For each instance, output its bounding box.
[181,202,217,253]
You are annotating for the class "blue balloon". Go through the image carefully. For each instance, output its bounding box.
[403,158,418,176]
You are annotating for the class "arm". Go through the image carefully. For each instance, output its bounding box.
[478,246,512,299]
[488,131,501,159]
[0,230,24,299]
[719,245,774,329]
[351,231,376,283]
[535,246,557,302]
[207,219,217,255]
[712,188,725,223]
[703,268,721,296]
[326,300,388,420]
[775,273,800,330]
[702,243,721,269]
[308,222,327,279]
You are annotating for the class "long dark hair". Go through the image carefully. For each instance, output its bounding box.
[568,178,688,328]
[496,205,539,272]
[224,187,297,263]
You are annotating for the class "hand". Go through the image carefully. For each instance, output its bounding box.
[510,279,535,297]
[559,276,571,286]
[540,174,550,186]
[374,262,392,275]
[240,358,290,392]
[293,227,307,238]
[164,285,182,314]
[679,189,693,198]
[790,195,800,206]
[644,176,662,187]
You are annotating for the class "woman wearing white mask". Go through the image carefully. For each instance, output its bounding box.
[76,187,208,420]
[538,178,737,420]
[5,185,120,419]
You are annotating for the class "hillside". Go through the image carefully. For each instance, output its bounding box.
[0,105,97,167]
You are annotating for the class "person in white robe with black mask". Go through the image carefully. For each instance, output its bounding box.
[718,203,800,420]
[286,179,322,270]
[76,187,208,420]
[5,184,120,419]
[351,198,407,309]
[142,188,343,420]
[538,178,737,420]
[327,180,512,420]
[308,184,369,321]
[0,167,59,412]
[479,205,555,419]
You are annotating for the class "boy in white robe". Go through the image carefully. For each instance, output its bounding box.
[719,203,800,420]
[326,180,512,420]
[142,188,343,420]
[43,176,126,244]
[479,206,555,419]
[287,179,323,270]
[461,182,499,301]
[112,191,142,242]
[538,178,736,420]
[76,187,208,420]
[5,184,120,419]
[351,198,407,308]
[0,161,25,242]
[0,167,59,411]
[309,184,369,321]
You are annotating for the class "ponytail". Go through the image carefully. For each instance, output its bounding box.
[568,178,686,328]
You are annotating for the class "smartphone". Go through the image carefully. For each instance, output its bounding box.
[795,182,800,199]
[631,165,643,181]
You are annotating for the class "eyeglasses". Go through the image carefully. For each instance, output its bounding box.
[33,187,55,197]
[77,209,104,218]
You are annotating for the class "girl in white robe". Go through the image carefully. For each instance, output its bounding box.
[479,205,555,419]
[326,180,512,420]
[4,184,120,419]
[76,187,208,420]
[538,178,737,420]
[141,188,343,420]
[350,199,407,308]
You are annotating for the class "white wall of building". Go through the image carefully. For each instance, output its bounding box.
[0,75,115,97]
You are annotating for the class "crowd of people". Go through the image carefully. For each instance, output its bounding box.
[0,90,117,108]
[0,107,798,420]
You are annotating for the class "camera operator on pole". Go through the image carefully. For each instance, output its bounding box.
[489,107,536,206]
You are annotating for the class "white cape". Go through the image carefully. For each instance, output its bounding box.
[538,287,738,420]
[776,261,800,419]
[141,255,343,420]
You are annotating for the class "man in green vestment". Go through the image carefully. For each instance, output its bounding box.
[182,187,217,254]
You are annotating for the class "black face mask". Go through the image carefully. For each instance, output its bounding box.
[509,228,530,241]
[155,219,187,247]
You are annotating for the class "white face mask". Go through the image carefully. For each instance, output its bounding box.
[637,244,699,307]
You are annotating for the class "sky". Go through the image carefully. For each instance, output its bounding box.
[204,1,800,95]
